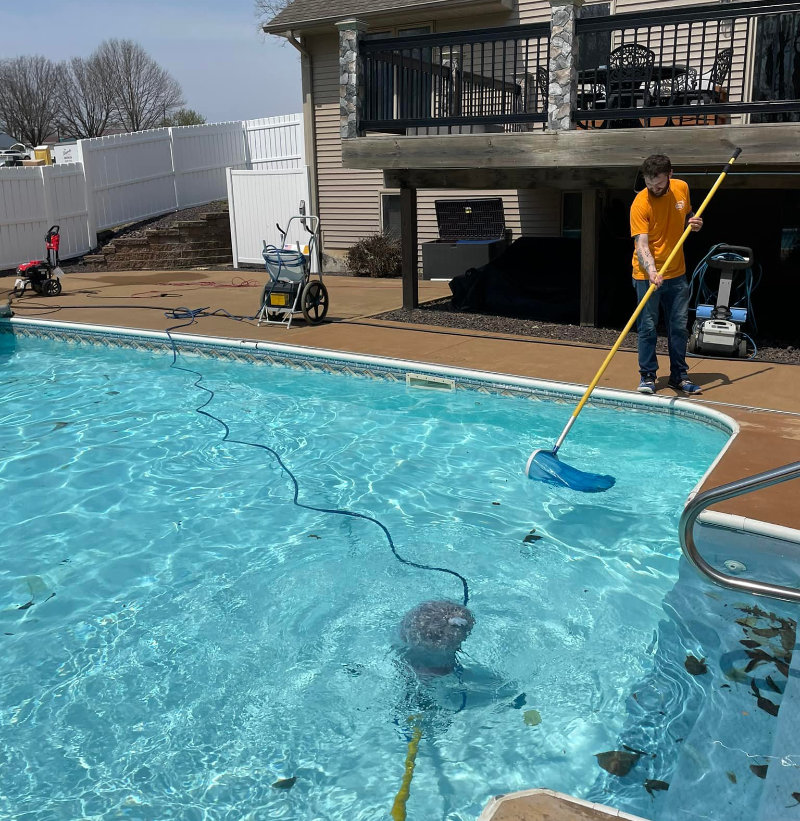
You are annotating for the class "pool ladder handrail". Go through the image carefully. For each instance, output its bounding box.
[679,460,800,603]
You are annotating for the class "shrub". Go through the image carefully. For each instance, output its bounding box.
[345,232,402,278]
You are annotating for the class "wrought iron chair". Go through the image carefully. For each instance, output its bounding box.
[605,44,656,127]
[536,64,549,112]
[670,48,733,124]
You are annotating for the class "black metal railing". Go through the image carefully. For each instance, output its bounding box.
[360,24,550,134]
[574,0,800,128]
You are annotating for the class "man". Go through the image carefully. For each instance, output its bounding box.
[631,154,703,395]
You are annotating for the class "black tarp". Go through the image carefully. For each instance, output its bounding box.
[449,236,581,322]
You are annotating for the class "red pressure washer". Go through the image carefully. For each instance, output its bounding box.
[13,225,64,297]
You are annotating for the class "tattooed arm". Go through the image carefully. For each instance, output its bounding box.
[634,233,662,287]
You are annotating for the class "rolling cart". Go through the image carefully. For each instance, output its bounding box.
[257,215,328,329]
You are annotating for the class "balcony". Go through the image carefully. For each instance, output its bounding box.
[346,0,800,176]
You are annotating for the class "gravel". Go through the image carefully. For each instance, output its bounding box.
[376,296,800,366]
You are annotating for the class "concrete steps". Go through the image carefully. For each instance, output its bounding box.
[87,206,232,270]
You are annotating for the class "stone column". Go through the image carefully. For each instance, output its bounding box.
[337,19,367,139]
[548,0,583,131]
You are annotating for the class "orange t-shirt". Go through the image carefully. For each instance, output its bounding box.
[630,178,692,280]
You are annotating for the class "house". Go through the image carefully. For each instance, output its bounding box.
[263,0,800,332]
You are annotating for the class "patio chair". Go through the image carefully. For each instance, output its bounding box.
[669,48,733,124]
[605,44,656,127]
[536,65,549,112]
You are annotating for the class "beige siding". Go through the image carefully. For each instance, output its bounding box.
[309,23,561,268]
[310,34,384,253]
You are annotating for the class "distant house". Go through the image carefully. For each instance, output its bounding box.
[263,0,800,332]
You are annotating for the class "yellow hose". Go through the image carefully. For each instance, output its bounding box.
[390,719,423,821]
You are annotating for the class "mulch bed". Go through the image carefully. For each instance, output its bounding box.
[376,296,800,366]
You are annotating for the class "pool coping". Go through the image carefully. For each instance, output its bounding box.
[4,315,799,549]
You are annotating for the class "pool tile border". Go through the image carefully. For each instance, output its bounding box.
[0,317,737,435]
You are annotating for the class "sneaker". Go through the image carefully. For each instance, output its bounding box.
[669,377,703,395]
[637,374,656,394]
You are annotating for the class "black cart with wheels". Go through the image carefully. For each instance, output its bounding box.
[257,215,327,329]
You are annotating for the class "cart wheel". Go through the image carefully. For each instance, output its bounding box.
[687,335,698,354]
[738,338,748,358]
[301,280,329,324]
[42,277,62,297]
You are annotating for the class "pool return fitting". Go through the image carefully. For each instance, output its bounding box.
[525,147,743,494]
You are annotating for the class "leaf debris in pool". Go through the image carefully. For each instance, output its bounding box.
[684,655,708,675]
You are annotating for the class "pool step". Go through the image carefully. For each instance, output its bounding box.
[655,526,799,821]
[582,524,799,821]
[755,624,800,819]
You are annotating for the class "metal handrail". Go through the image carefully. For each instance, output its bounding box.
[679,461,800,603]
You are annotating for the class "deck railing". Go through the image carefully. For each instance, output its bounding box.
[360,24,550,134]
[358,0,800,135]
[574,0,800,127]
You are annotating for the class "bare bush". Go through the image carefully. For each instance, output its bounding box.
[345,233,402,278]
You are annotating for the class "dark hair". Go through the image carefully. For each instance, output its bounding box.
[641,154,672,179]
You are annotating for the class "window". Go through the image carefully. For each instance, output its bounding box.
[381,193,402,238]
[577,3,611,71]
[562,192,582,238]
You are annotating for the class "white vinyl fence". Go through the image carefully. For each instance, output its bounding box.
[0,164,90,270]
[226,166,316,271]
[0,114,303,270]
[245,114,304,170]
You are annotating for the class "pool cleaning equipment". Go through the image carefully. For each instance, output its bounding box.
[257,215,328,328]
[525,147,742,493]
[688,244,759,358]
[13,225,64,297]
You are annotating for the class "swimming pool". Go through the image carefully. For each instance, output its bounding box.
[1,323,794,820]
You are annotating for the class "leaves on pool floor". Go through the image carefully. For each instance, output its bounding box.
[511,693,526,709]
[523,709,541,726]
[726,771,737,783]
[786,792,800,808]
[644,779,669,797]
[684,655,708,675]
[750,680,779,717]
[272,776,297,790]
[765,674,783,694]
[522,529,541,543]
[750,764,768,779]
[595,750,640,777]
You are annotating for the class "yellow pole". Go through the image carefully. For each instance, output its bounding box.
[551,148,742,456]
[390,719,424,821]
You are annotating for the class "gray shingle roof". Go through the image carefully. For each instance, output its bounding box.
[264,0,468,32]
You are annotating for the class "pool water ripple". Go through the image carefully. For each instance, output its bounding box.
[3,331,784,821]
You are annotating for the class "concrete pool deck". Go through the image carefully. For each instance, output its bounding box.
[3,269,799,535]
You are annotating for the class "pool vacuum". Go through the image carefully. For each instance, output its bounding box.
[13,225,64,297]
[687,244,758,358]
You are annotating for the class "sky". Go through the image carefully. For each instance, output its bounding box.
[0,0,303,124]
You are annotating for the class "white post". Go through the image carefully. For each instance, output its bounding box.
[226,167,240,269]
[75,139,98,249]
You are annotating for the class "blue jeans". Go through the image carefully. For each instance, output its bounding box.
[633,274,690,380]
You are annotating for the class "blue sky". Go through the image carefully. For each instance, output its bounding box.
[0,0,303,124]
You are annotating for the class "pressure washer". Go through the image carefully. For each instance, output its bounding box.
[13,225,64,297]
[687,243,760,358]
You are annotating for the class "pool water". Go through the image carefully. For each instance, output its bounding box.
[0,331,758,820]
